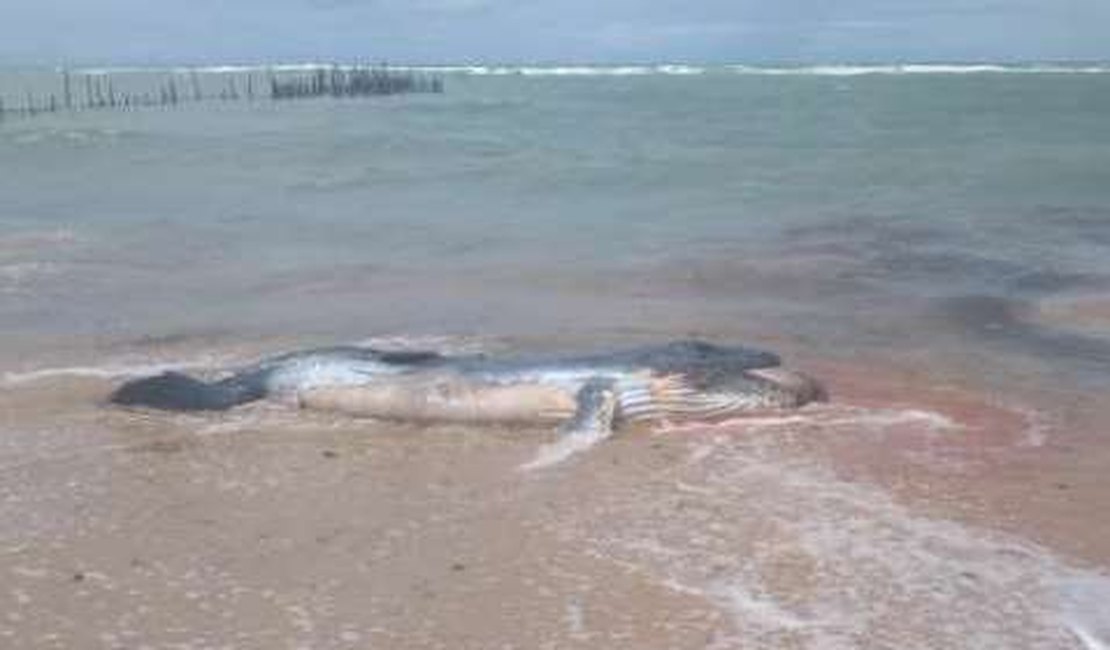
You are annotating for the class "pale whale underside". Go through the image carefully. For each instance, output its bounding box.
[110,340,826,441]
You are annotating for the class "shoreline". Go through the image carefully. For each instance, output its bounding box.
[1,341,1107,647]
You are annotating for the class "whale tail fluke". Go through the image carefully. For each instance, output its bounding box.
[110,371,266,411]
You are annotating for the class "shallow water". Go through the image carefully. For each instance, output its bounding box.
[2,66,1110,647]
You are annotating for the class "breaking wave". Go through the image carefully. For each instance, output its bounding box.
[1,356,231,386]
[71,63,1110,77]
[728,63,1110,76]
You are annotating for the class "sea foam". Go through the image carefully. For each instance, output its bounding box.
[1,357,230,386]
[69,62,1110,78]
[559,408,1106,648]
[727,63,1110,76]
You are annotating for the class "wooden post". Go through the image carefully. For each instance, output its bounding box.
[331,64,342,97]
[62,69,73,110]
[190,70,202,102]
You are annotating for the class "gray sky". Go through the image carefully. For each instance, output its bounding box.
[3,0,1109,65]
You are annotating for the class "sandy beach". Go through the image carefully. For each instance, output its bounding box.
[1,340,1108,649]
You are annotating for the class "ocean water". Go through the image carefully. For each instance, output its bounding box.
[2,65,1110,648]
[2,65,1110,362]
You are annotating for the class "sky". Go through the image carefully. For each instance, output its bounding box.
[2,0,1109,65]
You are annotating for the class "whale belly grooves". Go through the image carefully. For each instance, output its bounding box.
[297,374,578,423]
[295,368,822,425]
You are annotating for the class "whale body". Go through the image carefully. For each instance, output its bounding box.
[111,340,826,441]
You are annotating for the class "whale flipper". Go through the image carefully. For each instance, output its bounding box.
[520,378,620,470]
[561,377,619,440]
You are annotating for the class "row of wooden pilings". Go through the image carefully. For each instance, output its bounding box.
[0,65,444,120]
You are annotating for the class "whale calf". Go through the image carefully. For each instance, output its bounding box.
[111,340,825,443]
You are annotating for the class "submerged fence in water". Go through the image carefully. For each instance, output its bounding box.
[0,65,444,120]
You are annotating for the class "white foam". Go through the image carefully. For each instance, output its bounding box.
[520,427,612,471]
[565,421,1105,648]
[66,62,1110,78]
[1072,627,1109,650]
[564,597,586,637]
[529,65,651,76]
[711,582,811,631]
[729,63,1110,76]
[663,403,959,435]
[985,398,1053,448]
[0,262,56,288]
[1,357,226,386]
[655,64,705,75]
[1057,577,1110,650]
[523,403,959,472]
[418,64,703,76]
[451,65,652,77]
[453,63,1110,77]
[352,334,490,355]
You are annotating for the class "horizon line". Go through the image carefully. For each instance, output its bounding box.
[3,57,1110,71]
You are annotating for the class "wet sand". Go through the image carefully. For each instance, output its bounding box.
[2,344,1109,649]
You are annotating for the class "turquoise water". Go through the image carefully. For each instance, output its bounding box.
[2,67,1109,383]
